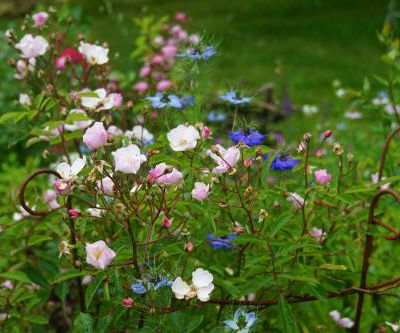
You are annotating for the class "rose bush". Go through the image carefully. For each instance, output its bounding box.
[0,7,400,333]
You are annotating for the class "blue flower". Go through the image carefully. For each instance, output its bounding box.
[146,93,166,108]
[230,129,264,147]
[179,95,195,108]
[271,153,299,171]
[207,233,237,249]
[154,277,173,291]
[167,95,183,109]
[208,111,227,122]
[224,308,257,333]
[176,46,216,61]
[131,281,147,294]
[220,91,252,105]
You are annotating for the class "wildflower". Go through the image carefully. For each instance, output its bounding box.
[175,12,187,22]
[386,321,400,332]
[230,129,264,146]
[83,122,109,150]
[176,46,216,61]
[309,227,326,243]
[122,298,134,307]
[161,45,178,58]
[148,163,183,186]
[171,268,214,302]
[371,172,390,190]
[131,277,173,294]
[314,169,332,185]
[55,157,86,195]
[271,154,299,171]
[125,125,154,145]
[131,281,147,294]
[85,240,116,269]
[220,91,252,105]
[207,111,226,122]
[82,276,92,285]
[324,129,332,138]
[139,66,151,77]
[201,126,212,138]
[156,79,173,92]
[69,209,80,218]
[107,125,123,136]
[167,124,200,151]
[224,308,257,333]
[97,177,114,196]
[1,281,13,290]
[55,48,83,70]
[80,88,119,111]
[329,310,354,329]
[162,217,173,228]
[134,81,149,93]
[191,182,210,201]
[287,193,305,209]
[32,12,49,27]
[79,42,109,65]
[208,145,240,174]
[43,190,57,202]
[64,109,93,131]
[19,93,31,106]
[112,144,146,174]
[15,34,49,59]
[185,241,194,252]
[146,93,185,109]
[207,233,237,249]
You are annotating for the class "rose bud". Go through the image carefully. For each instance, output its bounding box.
[122,298,134,307]
[324,129,332,138]
[68,209,80,218]
[184,241,194,252]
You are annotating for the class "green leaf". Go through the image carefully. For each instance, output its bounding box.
[0,111,30,124]
[66,112,92,123]
[24,314,49,325]
[278,295,299,333]
[0,271,32,284]
[85,272,105,310]
[73,313,93,333]
[78,91,99,98]
[28,235,53,246]
[51,270,88,284]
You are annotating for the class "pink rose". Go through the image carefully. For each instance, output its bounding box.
[152,54,164,65]
[156,80,173,92]
[191,182,210,201]
[32,12,49,27]
[69,209,80,218]
[175,12,187,22]
[314,169,332,185]
[97,177,114,196]
[54,178,71,195]
[134,81,149,94]
[83,122,108,150]
[110,93,123,108]
[162,217,173,228]
[161,45,177,59]
[208,145,240,174]
[112,144,146,174]
[148,163,183,186]
[85,240,116,269]
[107,125,123,136]
[201,126,212,138]
[122,298,134,307]
[139,66,151,77]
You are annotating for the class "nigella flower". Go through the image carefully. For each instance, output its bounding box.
[271,153,299,171]
[146,93,187,109]
[207,233,237,249]
[220,91,252,105]
[176,46,216,60]
[179,95,195,108]
[224,308,257,332]
[230,129,265,147]
[131,277,173,295]
[207,111,226,122]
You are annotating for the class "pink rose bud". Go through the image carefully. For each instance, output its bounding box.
[175,12,187,22]
[162,216,173,228]
[54,179,71,195]
[161,45,177,59]
[191,182,210,201]
[152,54,164,65]
[244,159,252,168]
[122,298,134,307]
[201,126,212,138]
[184,241,194,252]
[83,122,108,150]
[69,209,80,218]
[324,129,332,138]
[44,189,57,202]
[134,81,149,94]
[156,80,173,92]
[139,66,151,77]
[85,240,116,269]
[314,169,332,185]
[32,12,49,27]
[315,149,324,158]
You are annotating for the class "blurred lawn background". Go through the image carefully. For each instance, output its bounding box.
[0,0,391,155]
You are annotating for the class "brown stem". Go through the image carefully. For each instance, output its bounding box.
[377,127,400,181]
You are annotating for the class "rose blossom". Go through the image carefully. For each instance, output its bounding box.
[107,125,123,136]
[83,122,108,150]
[79,42,109,65]
[55,157,86,195]
[55,48,83,70]
[314,169,332,185]
[122,298,134,307]
[156,79,173,92]
[97,177,114,196]
[167,124,200,151]
[191,182,210,201]
[201,126,212,138]
[134,81,149,93]
[309,227,326,243]
[152,54,164,65]
[162,217,173,228]
[86,240,116,269]
[125,125,154,145]
[80,88,117,111]
[175,12,187,22]
[171,268,214,302]
[32,12,49,27]
[161,45,177,59]
[207,145,240,174]
[112,144,147,174]
[15,34,49,59]
[148,163,183,186]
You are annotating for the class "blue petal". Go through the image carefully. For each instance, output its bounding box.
[224,320,239,330]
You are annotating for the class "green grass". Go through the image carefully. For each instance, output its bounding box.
[74,0,388,103]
